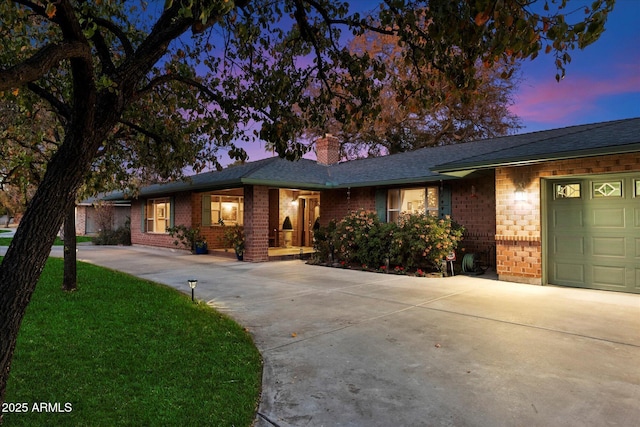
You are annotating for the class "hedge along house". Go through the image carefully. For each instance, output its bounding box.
[105,118,640,294]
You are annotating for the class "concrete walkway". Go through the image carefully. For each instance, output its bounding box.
[3,244,639,426]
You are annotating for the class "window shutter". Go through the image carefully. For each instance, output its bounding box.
[375,189,387,222]
[201,194,211,226]
[439,184,452,218]
[170,197,175,228]
[141,201,146,232]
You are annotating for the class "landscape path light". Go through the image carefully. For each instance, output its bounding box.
[188,279,198,303]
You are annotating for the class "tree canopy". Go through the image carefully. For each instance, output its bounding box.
[312,29,523,158]
[0,0,614,412]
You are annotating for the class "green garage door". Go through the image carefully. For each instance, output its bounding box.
[546,173,640,293]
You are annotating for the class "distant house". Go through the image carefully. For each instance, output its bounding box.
[75,196,130,236]
[103,118,640,294]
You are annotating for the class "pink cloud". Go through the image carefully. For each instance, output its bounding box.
[511,64,640,125]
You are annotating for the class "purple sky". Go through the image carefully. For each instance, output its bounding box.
[511,0,640,132]
[227,1,640,164]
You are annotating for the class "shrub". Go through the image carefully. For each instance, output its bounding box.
[390,213,464,271]
[314,210,464,273]
[313,220,337,262]
[220,224,245,255]
[331,210,389,266]
[94,219,131,246]
[167,225,206,252]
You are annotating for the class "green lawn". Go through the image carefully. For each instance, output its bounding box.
[0,236,93,246]
[2,258,262,426]
[0,229,10,233]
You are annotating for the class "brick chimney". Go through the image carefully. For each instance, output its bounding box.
[315,134,341,165]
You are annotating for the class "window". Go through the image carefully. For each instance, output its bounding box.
[555,183,581,199]
[145,198,171,233]
[636,180,640,197]
[208,194,244,226]
[387,187,438,222]
[592,181,622,198]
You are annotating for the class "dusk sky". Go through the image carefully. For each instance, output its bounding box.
[511,0,640,132]
[228,0,640,164]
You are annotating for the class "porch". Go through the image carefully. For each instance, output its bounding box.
[210,245,316,261]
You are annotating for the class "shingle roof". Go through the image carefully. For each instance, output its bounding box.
[109,157,332,199]
[103,117,640,200]
[432,117,640,174]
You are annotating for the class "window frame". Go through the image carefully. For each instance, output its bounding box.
[144,198,171,233]
[386,186,439,222]
[206,193,244,226]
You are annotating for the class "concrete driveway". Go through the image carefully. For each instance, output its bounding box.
[11,245,639,426]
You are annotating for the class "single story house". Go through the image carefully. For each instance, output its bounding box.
[104,117,640,294]
[75,196,130,236]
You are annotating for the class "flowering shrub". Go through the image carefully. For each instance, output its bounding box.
[389,213,464,271]
[314,210,464,273]
[331,210,392,267]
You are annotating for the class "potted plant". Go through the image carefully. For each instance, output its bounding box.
[282,216,293,248]
[221,224,245,260]
[167,225,208,254]
[194,235,208,255]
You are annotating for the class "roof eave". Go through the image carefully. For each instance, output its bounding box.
[433,144,640,174]
[241,178,332,190]
[333,175,458,188]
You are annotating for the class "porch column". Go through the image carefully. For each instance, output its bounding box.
[243,185,269,262]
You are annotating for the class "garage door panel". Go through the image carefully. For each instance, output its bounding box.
[635,238,640,258]
[592,208,625,228]
[591,236,626,257]
[554,236,585,255]
[635,208,640,227]
[592,265,626,289]
[553,262,584,284]
[553,208,583,227]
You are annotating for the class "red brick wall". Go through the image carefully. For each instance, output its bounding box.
[495,152,640,284]
[130,192,192,249]
[449,174,496,262]
[191,192,228,250]
[316,134,341,165]
[75,206,87,236]
[320,187,377,225]
[243,185,269,262]
[321,181,496,258]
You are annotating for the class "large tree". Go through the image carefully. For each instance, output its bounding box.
[0,0,613,411]
[315,29,523,158]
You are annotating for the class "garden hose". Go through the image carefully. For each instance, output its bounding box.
[462,253,477,274]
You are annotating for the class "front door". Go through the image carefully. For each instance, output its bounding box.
[299,196,320,247]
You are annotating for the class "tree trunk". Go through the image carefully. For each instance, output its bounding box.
[0,131,98,412]
[62,205,77,292]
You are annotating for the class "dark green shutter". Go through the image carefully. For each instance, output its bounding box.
[439,185,452,218]
[201,194,211,226]
[169,197,175,228]
[141,201,146,232]
[375,189,387,222]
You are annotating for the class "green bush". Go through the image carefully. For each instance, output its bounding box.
[314,210,464,272]
[332,210,381,265]
[390,213,464,271]
[93,219,131,246]
[313,219,337,262]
